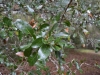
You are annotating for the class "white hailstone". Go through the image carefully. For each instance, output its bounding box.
[87,10,91,14]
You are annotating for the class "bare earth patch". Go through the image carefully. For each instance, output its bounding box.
[65,50,100,75]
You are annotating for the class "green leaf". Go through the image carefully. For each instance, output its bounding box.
[54,38,65,49]
[3,17,12,26]
[35,61,46,69]
[95,64,100,68]
[54,37,61,43]
[0,29,7,39]
[20,43,32,50]
[8,31,13,37]
[28,52,39,66]
[55,51,61,58]
[24,47,32,57]
[54,45,61,51]
[75,61,80,70]
[73,33,77,38]
[0,58,4,62]
[57,40,67,48]
[66,71,70,75]
[54,32,69,38]
[72,72,75,75]
[49,24,57,36]
[47,36,54,43]
[66,44,75,48]
[55,13,61,21]
[32,37,43,48]
[18,30,23,40]
[39,23,49,30]
[0,22,4,28]
[95,47,100,53]
[79,34,84,44]
[64,20,71,27]
[14,19,36,39]
[38,44,52,60]
[79,69,83,74]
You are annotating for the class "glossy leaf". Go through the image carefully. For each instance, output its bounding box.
[39,23,49,30]
[55,13,61,21]
[0,29,7,39]
[66,71,70,75]
[24,47,32,57]
[18,30,23,40]
[28,52,39,66]
[0,22,4,28]
[54,38,65,49]
[38,44,52,60]
[95,64,100,68]
[54,45,61,51]
[8,31,13,37]
[32,37,43,48]
[64,20,71,27]
[3,17,12,26]
[35,61,46,69]
[0,58,4,62]
[95,47,100,53]
[73,33,77,38]
[49,24,57,36]
[79,34,84,44]
[14,19,36,39]
[57,40,67,48]
[55,51,61,58]
[54,37,61,43]
[54,32,69,38]
[75,61,80,70]
[20,43,32,50]
[66,44,75,48]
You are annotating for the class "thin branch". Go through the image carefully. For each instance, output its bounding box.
[49,55,59,72]
[60,0,73,22]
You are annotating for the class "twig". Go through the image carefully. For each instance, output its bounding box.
[49,55,59,73]
[60,0,73,22]
[74,62,91,73]
[8,55,17,66]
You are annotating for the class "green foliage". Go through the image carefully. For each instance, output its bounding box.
[14,19,36,39]
[20,43,32,50]
[38,44,52,60]
[0,29,7,39]
[28,52,39,66]
[39,24,49,30]
[0,0,100,74]
[64,20,71,27]
[24,47,32,57]
[95,64,100,68]
[3,17,12,27]
[32,37,43,48]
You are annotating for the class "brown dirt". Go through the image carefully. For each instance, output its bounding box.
[0,50,100,75]
[46,50,100,75]
[65,50,100,75]
[0,64,10,74]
